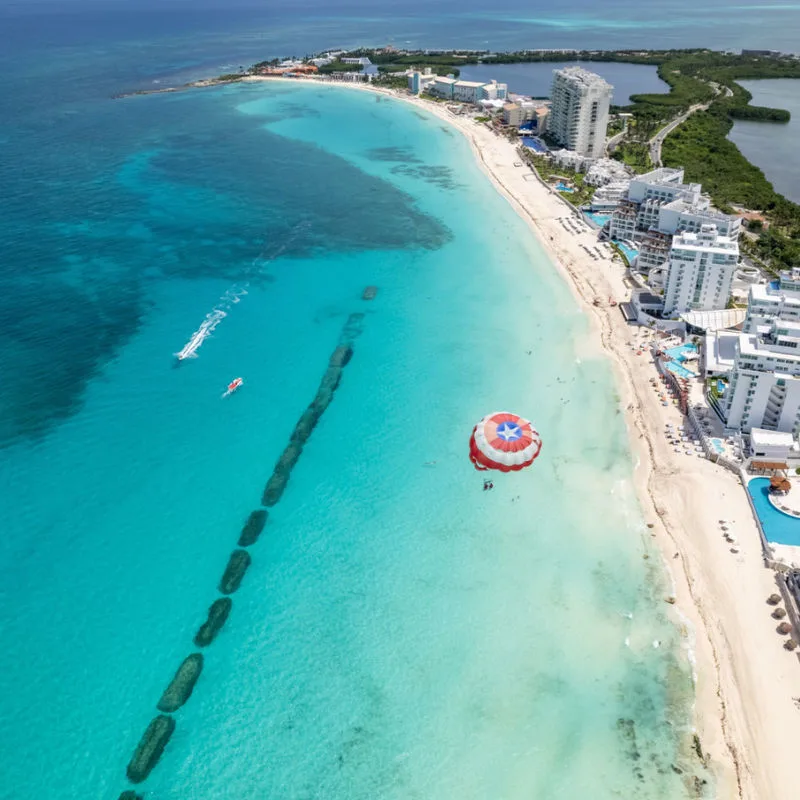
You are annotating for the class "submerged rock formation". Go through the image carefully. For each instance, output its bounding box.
[262,443,304,506]
[320,365,342,392]
[219,549,251,594]
[118,792,142,800]
[238,509,268,547]
[126,714,176,784]
[194,597,233,647]
[261,322,363,507]
[291,407,323,445]
[362,286,378,300]
[157,653,204,713]
[341,312,365,343]
[328,344,353,368]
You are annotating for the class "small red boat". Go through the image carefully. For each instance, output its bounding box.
[222,377,243,397]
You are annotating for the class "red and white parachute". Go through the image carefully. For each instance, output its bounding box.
[469,411,542,473]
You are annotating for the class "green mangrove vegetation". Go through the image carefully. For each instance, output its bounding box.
[317,61,364,74]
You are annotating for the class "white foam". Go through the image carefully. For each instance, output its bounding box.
[174,223,307,360]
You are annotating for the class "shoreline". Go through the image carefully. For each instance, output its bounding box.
[253,75,800,799]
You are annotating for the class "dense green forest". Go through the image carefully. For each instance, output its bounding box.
[317,61,364,74]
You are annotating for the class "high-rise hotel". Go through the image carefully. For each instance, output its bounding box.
[548,66,613,158]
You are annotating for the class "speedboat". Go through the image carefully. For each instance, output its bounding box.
[222,377,243,397]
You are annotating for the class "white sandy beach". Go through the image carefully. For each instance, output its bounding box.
[247,75,800,799]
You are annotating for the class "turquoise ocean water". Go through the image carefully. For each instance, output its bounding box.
[3,0,781,795]
[0,78,706,799]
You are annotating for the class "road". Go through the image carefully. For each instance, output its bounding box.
[605,123,628,156]
[648,102,709,167]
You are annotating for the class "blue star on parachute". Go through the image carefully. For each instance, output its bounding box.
[497,422,521,441]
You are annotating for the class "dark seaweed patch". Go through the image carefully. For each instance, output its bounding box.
[390,164,462,190]
[364,146,422,163]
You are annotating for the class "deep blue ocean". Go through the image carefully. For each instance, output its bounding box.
[2,1,798,797]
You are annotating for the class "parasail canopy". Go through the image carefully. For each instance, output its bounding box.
[469,411,542,473]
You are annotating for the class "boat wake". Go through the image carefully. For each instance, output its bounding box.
[174,223,309,361]
[174,287,246,361]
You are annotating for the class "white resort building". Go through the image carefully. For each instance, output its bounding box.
[408,69,436,95]
[502,101,549,131]
[584,158,632,187]
[742,269,800,333]
[548,66,612,159]
[427,76,507,103]
[723,320,800,434]
[429,76,458,98]
[662,225,739,316]
[608,167,741,275]
[590,181,631,212]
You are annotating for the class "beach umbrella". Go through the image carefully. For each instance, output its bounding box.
[777,622,793,635]
[469,412,542,473]
[785,639,798,651]
[773,607,787,619]
[768,593,782,605]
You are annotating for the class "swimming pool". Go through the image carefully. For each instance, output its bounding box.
[663,343,698,379]
[716,379,726,395]
[747,477,800,546]
[665,361,696,379]
[556,182,575,193]
[612,239,638,265]
[710,438,725,455]
[522,136,548,153]
[584,211,611,228]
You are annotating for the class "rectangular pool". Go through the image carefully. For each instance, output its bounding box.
[584,211,611,227]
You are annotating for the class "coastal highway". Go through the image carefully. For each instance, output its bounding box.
[648,102,709,166]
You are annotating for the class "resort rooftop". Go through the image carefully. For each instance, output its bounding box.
[666,199,735,222]
[636,167,687,187]
[555,65,613,92]
[681,307,746,332]
[738,328,800,367]
[751,282,800,305]
[672,227,738,254]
